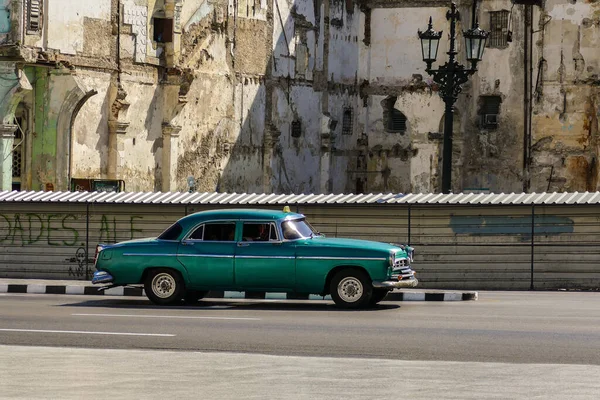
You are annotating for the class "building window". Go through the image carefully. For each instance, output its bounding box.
[488,10,510,49]
[383,97,407,133]
[479,95,502,129]
[342,108,353,135]
[26,0,42,33]
[153,18,174,43]
[291,120,302,138]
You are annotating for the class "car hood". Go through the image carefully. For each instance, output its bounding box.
[308,236,406,254]
[103,237,157,247]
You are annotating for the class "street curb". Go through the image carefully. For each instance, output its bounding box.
[0,283,478,302]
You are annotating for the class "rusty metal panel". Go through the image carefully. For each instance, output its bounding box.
[1,199,599,289]
[85,204,187,245]
[396,206,535,290]
[0,203,187,280]
[532,205,600,290]
[0,203,90,280]
[298,205,410,244]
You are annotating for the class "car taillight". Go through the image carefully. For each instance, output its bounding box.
[94,245,102,265]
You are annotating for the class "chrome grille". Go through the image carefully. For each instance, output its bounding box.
[391,256,414,281]
[394,257,409,267]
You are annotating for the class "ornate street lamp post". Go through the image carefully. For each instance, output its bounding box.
[418,2,489,194]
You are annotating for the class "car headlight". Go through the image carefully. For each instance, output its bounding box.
[389,251,396,267]
[406,246,415,262]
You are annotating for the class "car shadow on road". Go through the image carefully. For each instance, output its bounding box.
[58,298,401,312]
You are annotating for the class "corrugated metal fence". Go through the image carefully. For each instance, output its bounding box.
[1,191,599,290]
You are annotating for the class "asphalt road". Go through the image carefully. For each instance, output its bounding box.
[1,291,599,364]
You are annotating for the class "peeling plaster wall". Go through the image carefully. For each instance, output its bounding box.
[366,7,448,84]
[47,0,112,55]
[6,0,600,194]
[327,1,358,83]
[359,7,449,193]
[71,70,112,180]
[458,0,527,193]
[118,79,164,191]
[529,0,600,192]
[0,0,11,42]
[272,86,322,193]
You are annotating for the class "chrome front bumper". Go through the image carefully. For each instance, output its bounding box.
[372,277,418,289]
[92,270,114,284]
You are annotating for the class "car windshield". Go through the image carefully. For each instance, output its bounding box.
[281,218,318,240]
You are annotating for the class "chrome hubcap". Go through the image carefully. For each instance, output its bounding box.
[337,276,363,303]
[152,273,176,299]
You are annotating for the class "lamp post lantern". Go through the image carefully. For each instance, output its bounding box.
[418,2,488,194]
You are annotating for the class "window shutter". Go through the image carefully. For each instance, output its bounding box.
[27,0,42,32]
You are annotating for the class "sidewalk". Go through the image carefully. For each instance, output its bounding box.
[0,278,478,302]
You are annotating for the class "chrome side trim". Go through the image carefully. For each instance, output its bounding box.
[236,255,295,259]
[123,253,177,257]
[297,256,386,261]
[183,240,238,244]
[177,254,235,258]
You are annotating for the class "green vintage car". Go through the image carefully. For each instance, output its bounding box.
[92,208,417,308]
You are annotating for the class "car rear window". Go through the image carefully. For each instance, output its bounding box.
[157,222,183,240]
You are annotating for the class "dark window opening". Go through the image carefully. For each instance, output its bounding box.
[12,117,23,179]
[153,18,174,43]
[158,223,183,240]
[27,0,42,33]
[389,109,407,133]
[203,223,236,241]
[242,222,278,242]
[383,97,407,133]
[342,108,353,135]
[488,10,510,49]
[345,0,353,14]
[355,178,365,194]
[291,120,302,138]
[479,95,502,129]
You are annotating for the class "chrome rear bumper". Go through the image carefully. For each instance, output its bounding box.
[92,270,114,284]
[372,277,418,289]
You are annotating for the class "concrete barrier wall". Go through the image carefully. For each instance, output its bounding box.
[1,202,599,290]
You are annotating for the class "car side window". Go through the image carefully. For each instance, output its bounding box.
[203,223,236,241]
[188,225,204,240]
[242,222,277,242]
[158,222,183,240]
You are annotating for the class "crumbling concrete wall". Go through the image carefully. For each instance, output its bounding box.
[529,0,600,192]
[458,0,527,193]
[7,0,600,194]
[357,6,448,193]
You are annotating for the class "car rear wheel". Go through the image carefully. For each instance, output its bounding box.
[183,290,209,304]
[368,289,390,307]
[330,269,372,309]
[144,269,184,306]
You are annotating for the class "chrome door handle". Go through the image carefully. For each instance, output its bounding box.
[237,242,249,247]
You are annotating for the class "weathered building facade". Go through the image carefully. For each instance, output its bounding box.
[0,0,598,194]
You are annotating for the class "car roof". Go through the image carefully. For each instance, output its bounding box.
[181,208,304,223]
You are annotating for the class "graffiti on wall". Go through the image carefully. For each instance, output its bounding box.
[0,213,144,246]
[66,247,92,278]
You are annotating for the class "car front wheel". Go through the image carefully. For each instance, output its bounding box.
[145,268,184,306]
[330,269,372,309]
